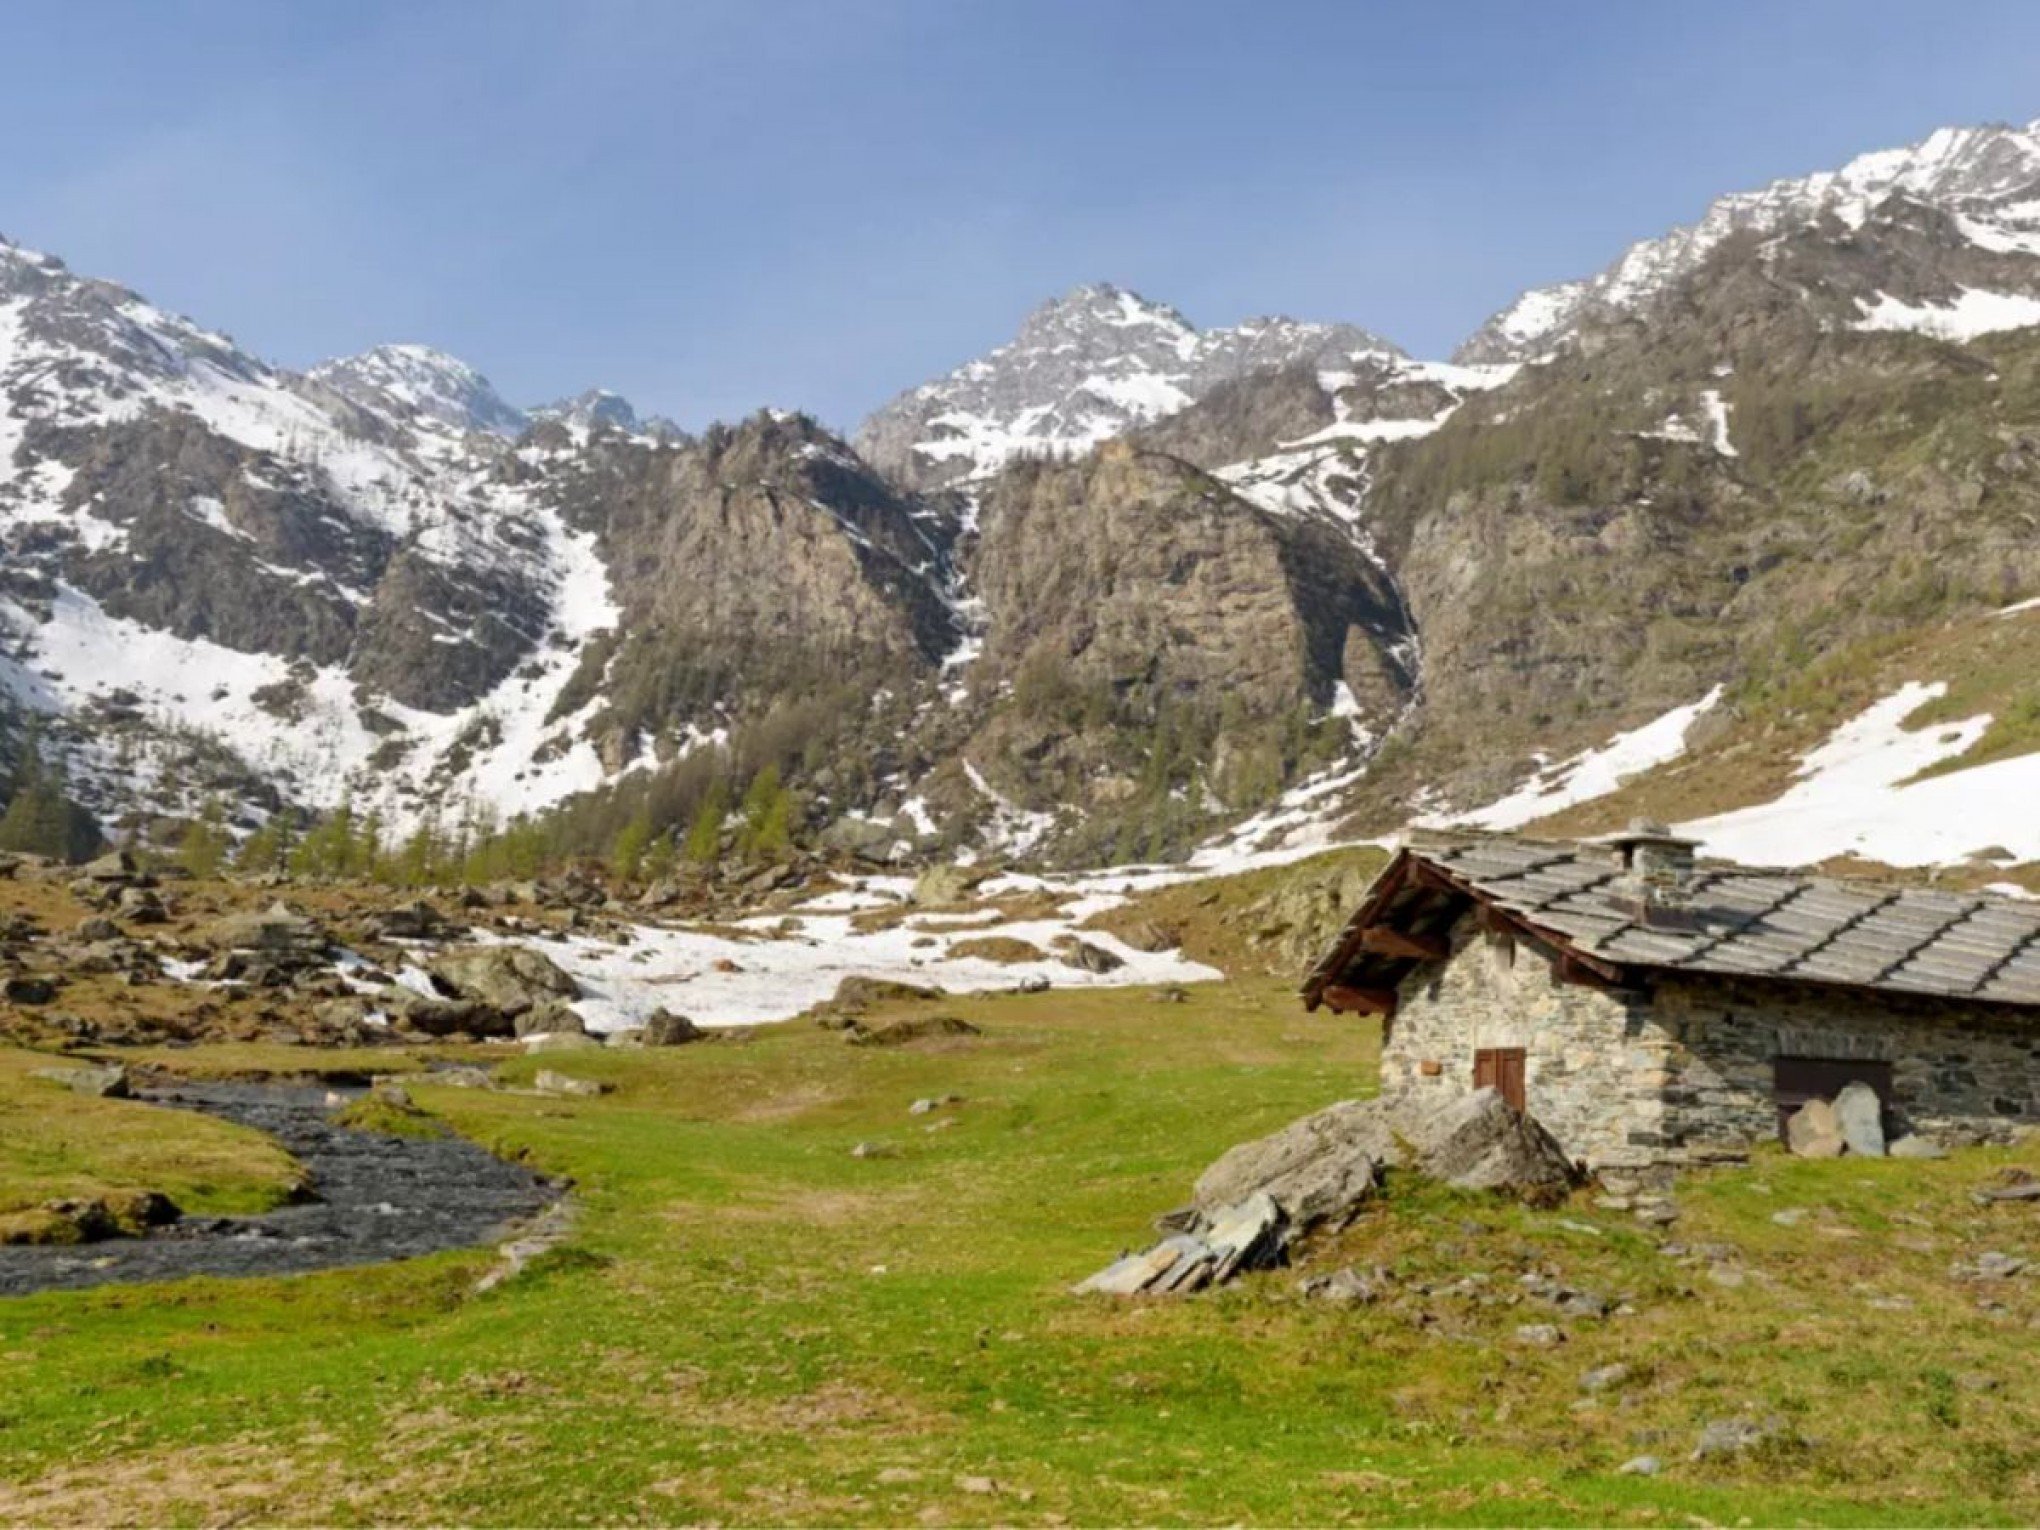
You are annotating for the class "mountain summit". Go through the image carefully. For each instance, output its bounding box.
[855,282,1402,491]
[1458,117,2040,361]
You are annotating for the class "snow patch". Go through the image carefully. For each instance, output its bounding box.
[1676,681,2038,868]
[1425,688,1725,832]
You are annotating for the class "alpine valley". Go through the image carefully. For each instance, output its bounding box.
[9,113,2040,877]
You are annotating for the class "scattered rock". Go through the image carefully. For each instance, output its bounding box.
[846,1014,981,1048]
[829,975,945,1013]
[1832,1081,1886,1158]
[641,1010,705,1046]
[850,1141,898,1160]
[1888,1134,1947,1160]
[1953,1250,2028,1281]
[205,901,329,956]
[4,975,56,1005]
[1514,1323,1565,1348]
[80,849,138,883]
[909,1094,961,1115]
[75,916,121,942]
[912,864,992,907]
[1785,1098,1845,1159]
[362,901,450,941]
[1058,939,1124,974]
[533,1069,610,1098]
[30,1063,130,1098]
[116,887,168,924]
[1617,1455,1661,1477]
[1297,1265,1384,1304]
[524,1032,602,1054]
[388,991,515,1040]
[1580,1363,1632,1394]
[1149,984,1189,1004]
[1012,974,1051,994]
[948,936,1048,964]
[513,1000,585,1039]
[1692,1416,1797,1463]
[1115,919,1178,953]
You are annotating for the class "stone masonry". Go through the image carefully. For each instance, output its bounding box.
[1381,912,2040,1170]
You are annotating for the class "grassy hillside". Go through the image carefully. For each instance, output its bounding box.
[0,982,2036,1523]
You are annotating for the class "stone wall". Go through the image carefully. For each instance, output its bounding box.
[1380,912,1664,1169]
[1380,910,2040,1169]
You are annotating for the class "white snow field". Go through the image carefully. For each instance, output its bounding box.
[1677,681,2040,869]
[537,884,1222,1032]
[1420,688,1725,832]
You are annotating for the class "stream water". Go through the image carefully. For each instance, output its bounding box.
[0,1078,560,1296]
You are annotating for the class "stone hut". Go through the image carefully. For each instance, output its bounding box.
[1301,824,2040,1170]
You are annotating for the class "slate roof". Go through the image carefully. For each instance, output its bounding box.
[1304,831,2040,1011]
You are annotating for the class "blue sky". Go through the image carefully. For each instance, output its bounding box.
[4,1,2038,430]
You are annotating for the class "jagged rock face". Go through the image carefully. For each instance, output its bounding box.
[957,442,1411,818]
[1459,117,2040,362]
[537,412,962,748]
[855,282,1401,492]
[1363,206,2040,814]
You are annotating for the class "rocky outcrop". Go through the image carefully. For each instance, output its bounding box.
[1084,1089,1579,1296]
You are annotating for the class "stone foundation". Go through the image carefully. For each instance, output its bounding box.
[1378,912,2040,1169]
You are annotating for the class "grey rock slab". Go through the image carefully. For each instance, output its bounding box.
[1832,1081,1886,1157]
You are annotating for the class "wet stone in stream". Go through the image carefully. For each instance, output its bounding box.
[0,1079,560,1295]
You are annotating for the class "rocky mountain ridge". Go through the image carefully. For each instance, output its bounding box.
[854,282,1403,492]
[8,109,2040,870]
[1459,117,2040,362]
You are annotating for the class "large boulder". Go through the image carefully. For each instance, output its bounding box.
[204,901,329,956]
[1058,939,1125,974]
[512,1000,585,1039]
[427,945,581,1016]
[846,1014,981,1048]
[386,990,515,1040]
[829,975,945,1013]
[1193,1099,1398,1230]
[1397,1088,1578,1199]
[1194,1089,1576,1229]
[1832,1082,1886,1158]
[1786,1098,1846,1158]
[912,864,991,908]
[641,1010,705,1046]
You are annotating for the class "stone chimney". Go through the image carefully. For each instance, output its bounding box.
[1598,818,1701,927]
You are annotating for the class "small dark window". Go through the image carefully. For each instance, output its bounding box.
[1474,1047,1527,1110]
[1773,1056,1891,1140]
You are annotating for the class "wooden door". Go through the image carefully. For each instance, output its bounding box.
[1774,1057,1891,1140]
[1474,1047,1527,1110]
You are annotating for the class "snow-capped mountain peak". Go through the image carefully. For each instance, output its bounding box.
[528,387,685,442]
[1458,116,2040,362]
[855,281,1405,490]
[308,342,529,438]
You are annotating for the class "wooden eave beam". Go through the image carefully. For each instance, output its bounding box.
[1321,983,1399,1017]
[1359,926,1450,962]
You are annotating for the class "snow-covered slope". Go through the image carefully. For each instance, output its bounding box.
[855,282,1405,490]
[308,343,530,438]
[0,236,671,831]
[1460,118,2040,362]
[1212,355,1516,538]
